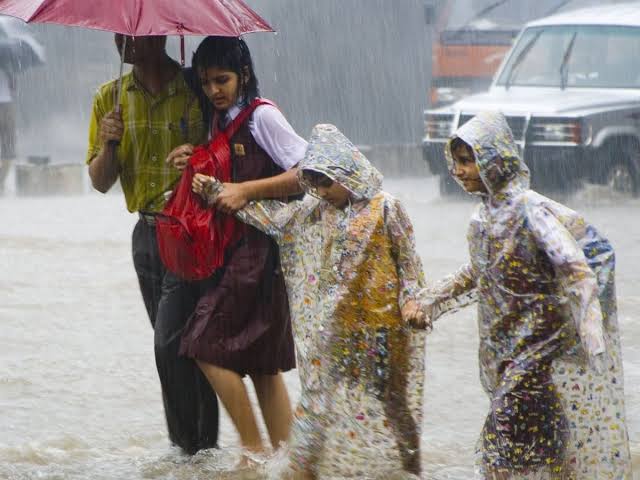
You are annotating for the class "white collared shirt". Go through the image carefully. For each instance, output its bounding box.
[220,102,307,171]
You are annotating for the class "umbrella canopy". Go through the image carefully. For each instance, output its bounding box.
[0,0,273,37]
[0,0,274,106]
[0,16,45,72]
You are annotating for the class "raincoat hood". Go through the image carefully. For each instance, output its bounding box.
[445,111,530,197]
[298,124,383,201]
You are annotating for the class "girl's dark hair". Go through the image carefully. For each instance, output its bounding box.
[192,36,260,106]
[450,137,475,162]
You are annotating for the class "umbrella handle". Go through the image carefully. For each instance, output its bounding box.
[107,140,119,164]
[115,35,127,110]
[180,35,185,67]
[108,103,121,149]
[178,24,185,67]
[111,35,127,148]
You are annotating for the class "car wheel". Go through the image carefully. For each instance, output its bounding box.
[606,154,638,197]
[606,164,633,194]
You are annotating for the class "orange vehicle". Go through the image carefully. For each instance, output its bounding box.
[426,0,595,107]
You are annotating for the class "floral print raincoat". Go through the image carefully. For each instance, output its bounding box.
[427,112,632,479]
[205,124,427,478]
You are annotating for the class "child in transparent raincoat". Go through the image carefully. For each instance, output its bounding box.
[424,111,631,479]
[193,124,429,479]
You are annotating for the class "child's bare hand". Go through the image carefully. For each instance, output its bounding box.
[192,173,214,197]
[402,300,432,331]
[214,182,250,214]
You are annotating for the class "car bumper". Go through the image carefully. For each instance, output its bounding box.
[524,146,588,190]
[422,140,449,175]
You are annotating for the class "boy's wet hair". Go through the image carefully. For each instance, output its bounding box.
[450,137,475,162]
[192,36,260,105]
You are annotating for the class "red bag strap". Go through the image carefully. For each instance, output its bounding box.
[221,98,277,140]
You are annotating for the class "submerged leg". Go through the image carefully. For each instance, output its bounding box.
[197,360,264,452]
[251,372,293,450]
[284,470,317,480]
[486,470,509,480]
[481,362,570,479]
[383,334,421,475]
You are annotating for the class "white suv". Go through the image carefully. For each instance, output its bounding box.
[423,2,640,197]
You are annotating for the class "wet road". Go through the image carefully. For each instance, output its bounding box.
[0,177,638,479]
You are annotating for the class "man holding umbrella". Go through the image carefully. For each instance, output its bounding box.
[1,0,277,456]
[86,34,218,454]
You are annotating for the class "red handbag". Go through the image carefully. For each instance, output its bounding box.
[156,98,276,281]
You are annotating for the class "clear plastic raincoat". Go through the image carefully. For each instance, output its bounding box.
[427,112,631,479]
[204,124,427,478]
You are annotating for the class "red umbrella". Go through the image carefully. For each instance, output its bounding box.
[0,0,274,102]
[0,0,273,37]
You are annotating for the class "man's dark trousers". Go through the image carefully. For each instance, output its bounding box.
[132,217,219,454]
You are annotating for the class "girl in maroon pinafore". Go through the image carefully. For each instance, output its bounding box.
[170,36,306,458]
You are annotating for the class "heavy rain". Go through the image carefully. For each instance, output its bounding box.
[0,1,638,479]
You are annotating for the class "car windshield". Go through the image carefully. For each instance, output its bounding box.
[496,25,640,88]
[444,0,581,31]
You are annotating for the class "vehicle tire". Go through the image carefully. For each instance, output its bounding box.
[438,173,465,197]
[606,147,639,197]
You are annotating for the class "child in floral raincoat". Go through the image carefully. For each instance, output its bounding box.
[193,124,428,479]
[425,111,632,479]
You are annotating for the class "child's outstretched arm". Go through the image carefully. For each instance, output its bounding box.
[422,263,478,322]
[386,198,430,328]
[527,205,606,369]
[194,173,317,242]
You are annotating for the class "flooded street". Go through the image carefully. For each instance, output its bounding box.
[0,177,638,479]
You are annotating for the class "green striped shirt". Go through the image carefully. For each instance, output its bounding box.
[86,69,206,213]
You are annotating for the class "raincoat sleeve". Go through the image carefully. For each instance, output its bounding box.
[422,263,478,321]
[527,204,606,361]
[203,177,315,241]
[235,197,313,241]
[386,197,427,308]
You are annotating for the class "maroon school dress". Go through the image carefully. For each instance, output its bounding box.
[179,119,295,376]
